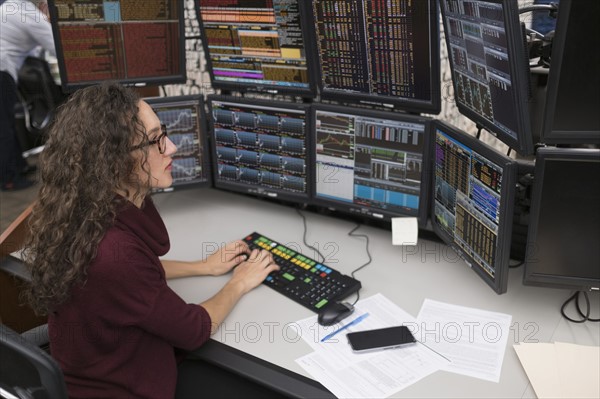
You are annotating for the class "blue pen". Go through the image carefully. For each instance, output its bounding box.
[320,313,370,342]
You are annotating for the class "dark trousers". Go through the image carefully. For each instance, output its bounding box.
[0,71,26,183]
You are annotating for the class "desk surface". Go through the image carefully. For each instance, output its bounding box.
[154,187,599,398]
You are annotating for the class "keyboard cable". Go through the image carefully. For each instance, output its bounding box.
[347,223,372,306]
[295,209,372,307]
[295,208,326,263]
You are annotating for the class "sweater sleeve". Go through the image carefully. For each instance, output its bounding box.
[92,237,212,351]
[138,281,213,351]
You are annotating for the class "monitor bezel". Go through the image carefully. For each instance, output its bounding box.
[307,0,441,114]
[440,0,534,155]
[540,0,600,145]
[195,0,318,97]
[523,147,600,291]
[207,94,312,205]
[309,103,433,227]
[143,94,212,189]
[431,120,517,294]
[48,0,187,93]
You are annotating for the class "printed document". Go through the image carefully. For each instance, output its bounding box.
[295,293,448,399]
[416,299,512,382]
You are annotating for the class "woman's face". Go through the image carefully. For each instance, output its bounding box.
[136,100,177,189]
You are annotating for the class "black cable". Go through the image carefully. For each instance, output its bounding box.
[507,147,513,157]
[476,126,482,140]
[295,208,326,263]
[575,291,600,322]
[561,291,600,323]
[347,224,372,306]
[296,210,371,306]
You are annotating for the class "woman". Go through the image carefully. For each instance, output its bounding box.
[23,82,279,398]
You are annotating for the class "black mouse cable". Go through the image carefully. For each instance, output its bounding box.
[347,223,372,306]
[295,208,326,263]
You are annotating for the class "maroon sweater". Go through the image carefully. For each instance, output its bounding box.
[49,197,211,399]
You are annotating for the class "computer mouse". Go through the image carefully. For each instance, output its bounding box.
[317,302,355,326]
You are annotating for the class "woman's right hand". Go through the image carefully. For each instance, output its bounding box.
[229,249,279,295]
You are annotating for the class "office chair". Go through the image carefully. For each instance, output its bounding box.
[16,57,65,150]
[0,323,67,399]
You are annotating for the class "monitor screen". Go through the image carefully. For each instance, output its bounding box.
[312,104,432,225]
[309,0,441,113]
[523,148,600,291]
[48,0,186,92]
[541,0,600,144]
[440,0,533,154]
[207,95,310,203]
[432,120,516,294]
[196,0,316,96]
[144,95,211,188]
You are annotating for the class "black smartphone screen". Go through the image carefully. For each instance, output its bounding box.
[347,326,416,352]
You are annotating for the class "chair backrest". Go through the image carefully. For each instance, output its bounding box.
[17,57,65,133]
[0,323,68,399]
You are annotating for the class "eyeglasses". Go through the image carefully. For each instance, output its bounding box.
[131,124,169,154]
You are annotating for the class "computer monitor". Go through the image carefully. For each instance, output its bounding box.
[196,0,316,96]
[440,0,534,154]
[540,0,600,145]
[311,104,432,225]
[523,147,600,291]
[207,95,310,203]
[48,0,186,92]
[308,0,441,114]
[144,95,211,188]
[432,120,517,294]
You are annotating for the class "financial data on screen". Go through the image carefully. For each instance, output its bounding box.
[310,0,439,112]
[198,0,313,94]
[50,0,184,89]
[433,127,507,285]
[209,97,309,202]
[440,0,532,153]
[314,107,429,221]
[147,97,210,186]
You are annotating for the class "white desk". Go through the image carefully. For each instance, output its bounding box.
[154,187,600,398]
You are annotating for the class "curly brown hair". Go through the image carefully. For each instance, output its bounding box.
[22,82,152,315]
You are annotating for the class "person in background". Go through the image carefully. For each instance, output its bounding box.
[0,0,55,190]
[22,82,280,398]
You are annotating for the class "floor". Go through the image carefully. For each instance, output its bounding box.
[0,154,39,233]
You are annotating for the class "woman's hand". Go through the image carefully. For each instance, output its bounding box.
[203,240,251,276]
[228,249,280,295]
[199,249,279,333]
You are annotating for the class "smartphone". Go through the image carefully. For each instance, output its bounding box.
[347,326,416,353]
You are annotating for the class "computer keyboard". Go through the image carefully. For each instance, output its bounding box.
[243,232,362,312]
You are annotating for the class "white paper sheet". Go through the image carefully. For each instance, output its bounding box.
[294,293,448,398]
[416,298,512,382]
